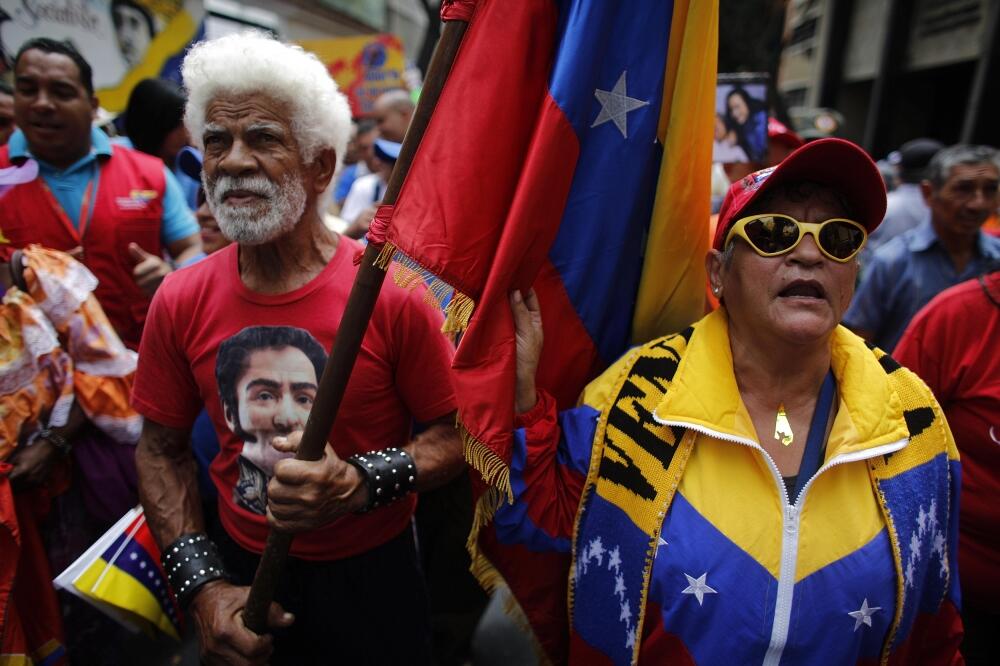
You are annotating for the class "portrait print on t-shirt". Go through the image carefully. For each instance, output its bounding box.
[215,326,327,515]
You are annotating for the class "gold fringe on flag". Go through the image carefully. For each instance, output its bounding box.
[466,486,506,552]
[468,535,505,592]
[381,249,477,337]
[459,419,513,503]
[442,292,475,335]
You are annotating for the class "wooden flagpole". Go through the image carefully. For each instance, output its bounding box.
[242,15,472,634]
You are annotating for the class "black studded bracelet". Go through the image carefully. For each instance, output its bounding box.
[346,447,417,513]
[161,533,229,609]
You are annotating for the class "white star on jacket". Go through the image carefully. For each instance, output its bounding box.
[591,71,649,139]
[681,572,717,606]
[848,598,882,631]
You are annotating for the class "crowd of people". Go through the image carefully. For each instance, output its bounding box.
[0,26,997,666]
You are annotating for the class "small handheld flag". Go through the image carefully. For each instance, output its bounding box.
[54,507,181,639]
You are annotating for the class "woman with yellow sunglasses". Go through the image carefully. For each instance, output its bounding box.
[500,138,963,664]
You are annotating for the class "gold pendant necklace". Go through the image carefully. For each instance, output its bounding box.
[774,403,794,446]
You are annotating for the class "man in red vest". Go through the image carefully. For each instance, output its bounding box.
[0,38,202,349]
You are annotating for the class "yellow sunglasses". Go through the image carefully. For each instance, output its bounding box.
[725,214,868,263]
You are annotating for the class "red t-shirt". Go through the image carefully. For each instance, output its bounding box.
[894,273,1000,610]
[132,237,457,560]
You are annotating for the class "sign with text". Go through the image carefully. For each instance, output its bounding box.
[0,0,205,112]
[299,34,407,118]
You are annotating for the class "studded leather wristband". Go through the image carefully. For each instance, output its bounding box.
[161,533,228,609]
[346,447,417,513]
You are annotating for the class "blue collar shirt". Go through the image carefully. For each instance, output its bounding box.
[844,220,1000,352]
[8,126,111,229]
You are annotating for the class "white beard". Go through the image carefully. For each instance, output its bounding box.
[205,172,308,245]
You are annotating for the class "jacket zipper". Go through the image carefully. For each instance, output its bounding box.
[655,417,907,666]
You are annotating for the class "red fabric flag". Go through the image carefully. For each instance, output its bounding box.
[380,0,580,496]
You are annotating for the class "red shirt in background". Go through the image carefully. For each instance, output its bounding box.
[132,237,457,560]
[894,272,1000,610]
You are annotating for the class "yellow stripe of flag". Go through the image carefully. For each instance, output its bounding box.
[74,558,180,639]
[632,0,719,344]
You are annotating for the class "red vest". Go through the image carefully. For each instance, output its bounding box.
[0,145,165,349]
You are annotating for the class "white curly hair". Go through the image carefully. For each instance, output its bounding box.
[182,31,351,166]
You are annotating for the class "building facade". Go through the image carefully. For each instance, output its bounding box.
[779,0,1000,156]
[205,0,431,68]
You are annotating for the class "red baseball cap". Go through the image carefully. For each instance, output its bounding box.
[713,138,887,251]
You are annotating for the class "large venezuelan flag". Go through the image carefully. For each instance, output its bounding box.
[383,0,717,497]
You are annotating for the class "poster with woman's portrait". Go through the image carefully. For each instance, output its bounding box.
[713,73,769,164]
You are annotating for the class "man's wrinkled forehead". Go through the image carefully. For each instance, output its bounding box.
[204,119,287,137]
[942,162,1000,187]
[204,91,291,127]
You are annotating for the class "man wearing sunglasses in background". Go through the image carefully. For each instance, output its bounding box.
[844,144,1000,352]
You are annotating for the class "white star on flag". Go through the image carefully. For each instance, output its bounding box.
[848,598,882,631]
[591,71,649,139]
[681,572,717,606]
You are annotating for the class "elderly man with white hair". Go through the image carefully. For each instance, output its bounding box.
[132,32,464,664]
